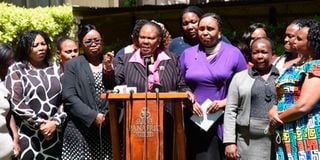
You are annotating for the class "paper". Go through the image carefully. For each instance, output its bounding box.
[190,99,224,131]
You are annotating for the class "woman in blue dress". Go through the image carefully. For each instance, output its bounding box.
[269,19,320,160]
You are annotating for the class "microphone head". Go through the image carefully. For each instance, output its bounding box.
[143,54,154,65]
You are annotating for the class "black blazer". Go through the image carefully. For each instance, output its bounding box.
[114,51,189,92]
[62,55,113,127]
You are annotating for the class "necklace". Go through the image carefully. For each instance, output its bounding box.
[204,42,221,59]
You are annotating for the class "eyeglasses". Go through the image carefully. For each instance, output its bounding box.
[83,38,102,46]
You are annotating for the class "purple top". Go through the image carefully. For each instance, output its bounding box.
[180,41,247,139]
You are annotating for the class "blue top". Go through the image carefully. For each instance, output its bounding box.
[169,35,231,58]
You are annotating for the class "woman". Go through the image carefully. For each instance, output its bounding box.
[169,6,205,57]
[108,21,193,158]
[55,35,79,70]
[169,6,230,58]
[273,19,306,74]
[62,24,114,159]
[115,19,171,59]
[224,37,278,160]
[238,23,269,67]
[5,30,66,159]
[115,19,148,59]
[269,20,320,160]
[0,43,20,159]
[179,13,247,160]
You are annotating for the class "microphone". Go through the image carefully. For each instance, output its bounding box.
[106,89,120,93]
[143,54,154,66]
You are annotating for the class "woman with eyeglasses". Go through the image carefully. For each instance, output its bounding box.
[224,37,278,160]
[61,24,115,159]
[5,30,66,159]
[55,36,79,70]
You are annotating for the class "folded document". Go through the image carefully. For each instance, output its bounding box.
[190,99,224,131]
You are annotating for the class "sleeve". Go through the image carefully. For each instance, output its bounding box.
[103,67,116,90]
[223,74,240,144]
[52,64,67,126]
[172,53,190,92]
[304,60,320,78]
[179,51,187,79]
[62,61,98,127]
[114,55,126,85]
[234,49,248,73]
[5,64,43,128]
[0,83,10,128]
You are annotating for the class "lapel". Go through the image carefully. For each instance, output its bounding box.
[80,56,96,97]
[132,62,147,80]
[158,59,168,83]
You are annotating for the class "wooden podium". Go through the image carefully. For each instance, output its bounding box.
[101,92,188,160]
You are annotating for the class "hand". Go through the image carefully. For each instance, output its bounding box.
[186,91,196,104]
[103,51,114,71]
[192,102,203,117]
[207,99,226,114]
[12,139,21,158]
[95,113,105,126]
[268,106,283,133]
[39,120,57,140]
[225,144,239,160]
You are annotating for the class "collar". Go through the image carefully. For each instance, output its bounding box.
[249,65,279,78]
[129,49,171,66]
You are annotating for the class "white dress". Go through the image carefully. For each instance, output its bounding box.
[0,81,13,160]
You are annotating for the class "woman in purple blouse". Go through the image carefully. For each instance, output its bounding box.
[180,13,247,160]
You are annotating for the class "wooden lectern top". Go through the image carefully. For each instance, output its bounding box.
[101,92,188,100]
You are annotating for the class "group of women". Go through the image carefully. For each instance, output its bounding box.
[0,5,320,160]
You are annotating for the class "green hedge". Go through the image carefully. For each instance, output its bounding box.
[0,3,75,47]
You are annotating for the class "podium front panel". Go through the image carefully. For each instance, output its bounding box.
[126,100,164,160]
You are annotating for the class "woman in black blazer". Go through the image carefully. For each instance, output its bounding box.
[61,24,115,159]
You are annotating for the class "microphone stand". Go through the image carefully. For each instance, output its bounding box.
[143,54,152,160]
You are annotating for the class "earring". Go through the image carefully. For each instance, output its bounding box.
[218,34,221,39]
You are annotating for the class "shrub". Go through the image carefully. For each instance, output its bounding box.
[0,2,75,47]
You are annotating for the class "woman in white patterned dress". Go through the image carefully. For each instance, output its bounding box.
[5,30,66,159]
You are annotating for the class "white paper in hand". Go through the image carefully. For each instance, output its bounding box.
[190,99,224,131]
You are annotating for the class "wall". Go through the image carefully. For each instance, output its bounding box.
[73,0,319,52]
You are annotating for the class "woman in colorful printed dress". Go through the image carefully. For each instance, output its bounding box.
[269,19,320,160]
[5,30,66,159]
[273,19,306,74]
